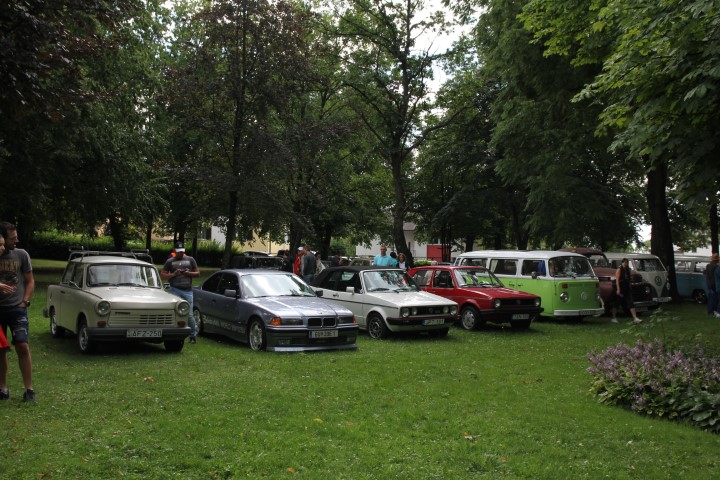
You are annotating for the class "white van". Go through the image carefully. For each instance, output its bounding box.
[605,252,672,303]
[454,250,603,319]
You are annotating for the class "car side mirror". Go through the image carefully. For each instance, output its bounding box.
[531,272,538,279]
[315,289,324,297]
[346,286,356,294]
[224,289,237,298]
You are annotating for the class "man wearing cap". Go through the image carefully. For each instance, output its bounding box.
[706,253,719,317]
[161,242,201,343]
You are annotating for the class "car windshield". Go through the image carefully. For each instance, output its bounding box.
[87,264,161,287]
[453,268,504,288]
[362,270,418,292]
[633,258,666,272]
[240,273,316,298]
[548,256,595,278]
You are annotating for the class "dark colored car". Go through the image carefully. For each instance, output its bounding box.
[409,265,543,330]
[558,248,657,314]
[230,255,283,270]
[193,270,358,352]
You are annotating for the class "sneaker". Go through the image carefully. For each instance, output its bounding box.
[0,389,9,400]
[22,389,35,403]
[715,312,720,319]
[189,337,197,344]
[610,318,618,324]
[633,318,642,324]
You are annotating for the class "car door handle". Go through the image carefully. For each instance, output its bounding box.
[332,293,339,297]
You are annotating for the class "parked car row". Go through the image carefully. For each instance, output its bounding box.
[42,248,688,355]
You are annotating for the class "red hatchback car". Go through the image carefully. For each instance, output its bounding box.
[409,265,543,330]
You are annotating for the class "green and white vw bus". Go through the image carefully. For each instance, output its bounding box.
[454,250,603,319]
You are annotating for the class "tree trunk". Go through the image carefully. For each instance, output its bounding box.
[391,153,411,264]
[108,214,125,251]
[710,202,718,255]
[645,161,679,300]
[222,191,238,269]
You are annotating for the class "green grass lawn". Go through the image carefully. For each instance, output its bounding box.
[3,272,720,479]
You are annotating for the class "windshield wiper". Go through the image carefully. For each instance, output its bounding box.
[368,287,391,292]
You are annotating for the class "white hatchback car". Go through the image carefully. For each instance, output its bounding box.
[44,250,191,353]
[312,266,458,339]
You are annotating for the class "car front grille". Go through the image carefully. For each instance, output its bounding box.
[109,311,175,327]
[307,317,337,327]
[498,298,538,307]
[414,306,451,316]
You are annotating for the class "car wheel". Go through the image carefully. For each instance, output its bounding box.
[193,307,204,335]
[50,309,65,338]
[164,340,184,353]
[460,305,482,330]
[511,320,532,330]
[77,318,96,354]
[693,290,707,304]
[429,327,449,338]
[248,319,267,351]
[366,313,389,339]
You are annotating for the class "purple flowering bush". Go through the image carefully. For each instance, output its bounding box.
[587,339,720,432]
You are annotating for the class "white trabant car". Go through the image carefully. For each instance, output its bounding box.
[44,250,191,353]
[311,266,458,339]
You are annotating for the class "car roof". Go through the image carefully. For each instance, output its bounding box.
[456,250,587,260]
[70,255,152,266]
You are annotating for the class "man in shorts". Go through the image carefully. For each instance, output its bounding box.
[0,221,35,402]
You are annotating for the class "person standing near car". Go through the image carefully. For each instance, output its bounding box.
[610,258,641,324]
[301,245,317,283]
[161,241,201,344]
[705,253,719,317]
[0,235,12,355]
[373,245,397,267]
[0,222,36,402]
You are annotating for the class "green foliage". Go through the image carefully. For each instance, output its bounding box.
[587,338,720,433]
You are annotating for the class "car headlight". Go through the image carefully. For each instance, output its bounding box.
[534,298,541,307]
[176,301,190,316]
[493,299,501,309]
[338,315,356,324]
[450,305,458,315]
[645,286,652,295]
[442,306,449,314]
[95,300,111,316]
[411,307,418,315]
[559,292,569,302]
[401,307,410,317]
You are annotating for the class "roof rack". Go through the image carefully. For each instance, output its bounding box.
[68,248,153,264]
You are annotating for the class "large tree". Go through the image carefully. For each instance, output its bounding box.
[336,0,452,263]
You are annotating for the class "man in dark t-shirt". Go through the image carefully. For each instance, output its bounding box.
[161,242,201,343]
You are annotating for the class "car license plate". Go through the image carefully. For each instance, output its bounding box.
[423,318,445,326]
[309,330,338,338]
[126,329,162,338]
[512,314,529,320]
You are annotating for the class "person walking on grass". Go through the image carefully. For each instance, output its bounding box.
[0,222,36,402]
[610,257,641,324]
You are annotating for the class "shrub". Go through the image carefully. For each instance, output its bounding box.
[587,339,720,433]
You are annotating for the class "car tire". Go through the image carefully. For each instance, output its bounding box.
[248,319,267,351]
[693,290,707,304]
[366,313,389,339]
[164,340,184,353]
[193,307,204,335]
[460,305,483,330]
[50,309,65,338]
[77,318,96,354]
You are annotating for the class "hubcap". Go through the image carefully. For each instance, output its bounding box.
[249,323,263,350]
[461,310,476,330]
